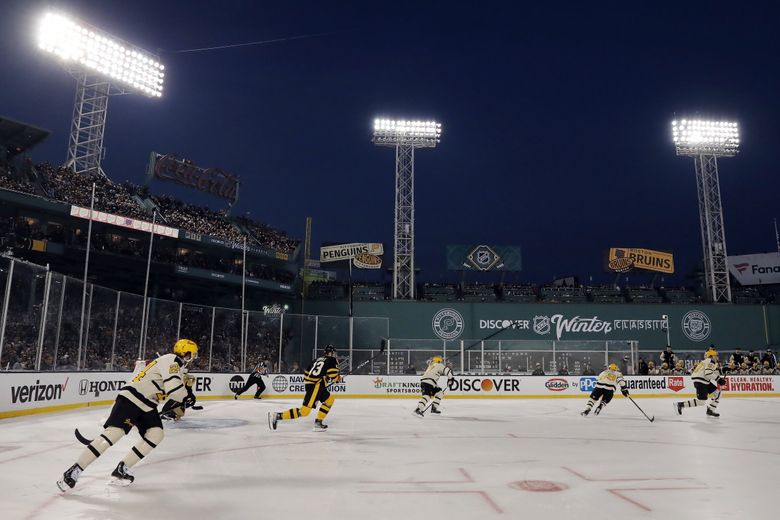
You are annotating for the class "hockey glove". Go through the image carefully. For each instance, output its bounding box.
[717,377,726,386]
[183,394,197,409]
[621,388,630,397]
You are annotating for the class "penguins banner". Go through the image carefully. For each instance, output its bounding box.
[319,242,383,269]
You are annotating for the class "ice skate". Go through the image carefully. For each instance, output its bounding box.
[110,462,134,485]
[413,408,425,418]
[580,409,590,417]
[313,419,328,432]
[674,402,683,415]
[593,403,604,416]
[268,412,279,431]
[706,408,720,418]
[430,406,441,414]
[56,463,82,492]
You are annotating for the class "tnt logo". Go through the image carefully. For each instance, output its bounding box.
[668,376,685,392]
[578,377,597,392]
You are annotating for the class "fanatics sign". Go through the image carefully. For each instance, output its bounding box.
[728,252,780,286]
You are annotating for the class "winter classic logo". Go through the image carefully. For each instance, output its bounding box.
[681,310,711,341]
[432,308,464,340]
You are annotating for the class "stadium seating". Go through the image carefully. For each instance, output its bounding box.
[587,285,626,303]
[422,283,458,302]
[0,162,298,254]
[661,287,699,304]
[626,286,664,304]
[501,284,538,303]
[540,285,587,303]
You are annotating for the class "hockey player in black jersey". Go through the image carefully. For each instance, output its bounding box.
[268,345,341,432]
[233,361,268,399]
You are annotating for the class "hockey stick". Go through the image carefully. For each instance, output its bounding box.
[74,428,92,445]
[325,342,387,389]
[627,395,655,422]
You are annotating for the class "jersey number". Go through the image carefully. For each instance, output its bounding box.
[132,360,158,383]
[309,360,325,377]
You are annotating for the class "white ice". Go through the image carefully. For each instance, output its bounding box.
[1,397,778,520]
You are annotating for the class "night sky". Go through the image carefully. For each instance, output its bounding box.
[2,1,779,285]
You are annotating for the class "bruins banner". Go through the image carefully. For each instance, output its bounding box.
[607,248,674,274]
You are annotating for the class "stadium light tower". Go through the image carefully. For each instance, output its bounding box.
[672,118,740,303]
[36,12,165,176]
[373,119,442,300]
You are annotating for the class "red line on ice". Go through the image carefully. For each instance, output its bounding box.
[562,466,695,482]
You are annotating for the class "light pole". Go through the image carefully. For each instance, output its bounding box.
[672,119,739,303]
[36,11,165,176]
[661,314,671,347]
[372,119,442,299]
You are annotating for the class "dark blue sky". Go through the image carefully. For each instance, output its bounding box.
[2,1,779,284]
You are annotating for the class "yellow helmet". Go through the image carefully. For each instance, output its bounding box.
[432,356,443,364]
[173,339,198,359]
[705,348,718,359]
[608,363,618,371]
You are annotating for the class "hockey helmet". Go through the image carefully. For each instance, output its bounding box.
[705,348,718,359]
[173,339,198,359]
[608,363,618,371]
[324,344,337,356]
[432,356,443,364]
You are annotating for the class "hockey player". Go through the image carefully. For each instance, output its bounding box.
[57,339,198,491]
[233,361,268,399]
[413,356,454,417]
[580,363,629,416]
[268,345,341,432]
[675,348,725,418]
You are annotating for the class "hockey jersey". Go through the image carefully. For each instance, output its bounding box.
[594,368,627,393]
[420,362,454,387]
[304,356,340,385]
[119,354,189,412]
[691,357,723,386]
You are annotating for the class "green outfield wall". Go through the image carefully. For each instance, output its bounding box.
[301,301,780,349]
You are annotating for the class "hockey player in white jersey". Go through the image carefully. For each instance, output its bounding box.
[413,356,454,417]
[56,339,198,491]
[581,363,629,416]
[675,348,725,418]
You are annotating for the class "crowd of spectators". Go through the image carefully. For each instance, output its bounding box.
[0,162,299,254]
[635,346,780,376]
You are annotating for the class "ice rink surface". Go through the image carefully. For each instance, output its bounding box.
[1,397,779,520]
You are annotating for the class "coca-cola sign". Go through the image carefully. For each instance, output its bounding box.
[148,153,239,204]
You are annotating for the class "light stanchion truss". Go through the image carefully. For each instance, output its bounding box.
[672,119,739,303]
[373,119,442,300]
[37,11,165,176]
